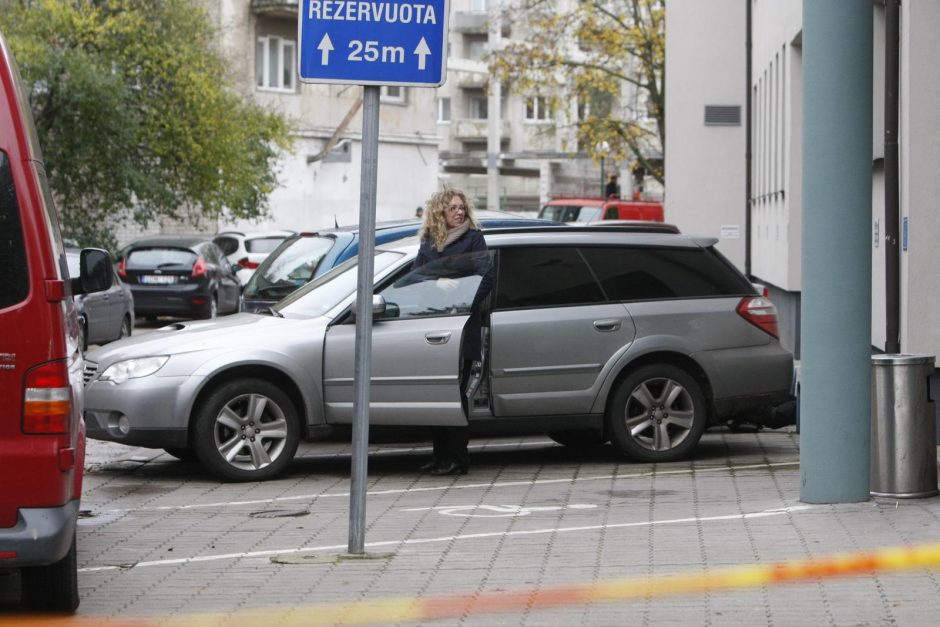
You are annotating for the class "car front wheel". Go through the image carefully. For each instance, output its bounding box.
[607,364,707,463]
[192,378,299,481]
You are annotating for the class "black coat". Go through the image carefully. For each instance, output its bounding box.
[412,228,492,361]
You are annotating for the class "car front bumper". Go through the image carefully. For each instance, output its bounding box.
[84,374,198,448]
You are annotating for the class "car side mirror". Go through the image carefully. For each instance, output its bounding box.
[71,248,113,295]
[349,295,390,322]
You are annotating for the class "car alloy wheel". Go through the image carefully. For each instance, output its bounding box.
[608,364,707,463]
[193,378,299,481]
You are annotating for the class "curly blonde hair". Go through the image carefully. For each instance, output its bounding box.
[418,188,480,250]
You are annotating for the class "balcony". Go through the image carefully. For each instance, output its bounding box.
[451,118,509,141]
[251,0,298,18]
[452,11,488,33]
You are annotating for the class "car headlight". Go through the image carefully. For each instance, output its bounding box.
[99,356,169,384]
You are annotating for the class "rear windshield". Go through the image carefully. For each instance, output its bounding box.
[126,248,197,269]
[246,237,287,254]
[243,236,336,300]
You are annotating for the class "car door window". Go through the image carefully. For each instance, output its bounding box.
[494,246,604,309]
[377,250,491,320]
[580,246,753,301]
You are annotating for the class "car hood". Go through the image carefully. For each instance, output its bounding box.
[85,313,326,364]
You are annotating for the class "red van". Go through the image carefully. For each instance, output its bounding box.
[0,32,111,611]
[538,197,665,224]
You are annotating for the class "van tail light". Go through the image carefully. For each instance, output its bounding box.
[736,296,779,338]
[192,256,208,277]
[23,360,72,434]
[237,257,259,269]
[117,257,127,278]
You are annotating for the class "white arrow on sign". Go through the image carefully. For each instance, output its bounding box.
[414,37,431,70]
[318,34,334,65]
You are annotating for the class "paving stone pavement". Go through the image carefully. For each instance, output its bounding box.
[5,428,940,625]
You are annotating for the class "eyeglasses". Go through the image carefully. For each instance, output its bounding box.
[446,204,467,213]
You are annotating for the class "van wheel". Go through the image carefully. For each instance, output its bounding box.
[607,364,707,463]
[21,532,79,612]
[192,378,299,482]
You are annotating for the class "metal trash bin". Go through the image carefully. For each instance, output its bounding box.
[871,354,938,498]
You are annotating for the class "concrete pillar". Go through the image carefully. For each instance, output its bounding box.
[799,1,873,503]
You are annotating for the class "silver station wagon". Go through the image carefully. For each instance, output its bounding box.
[83,227,794,481]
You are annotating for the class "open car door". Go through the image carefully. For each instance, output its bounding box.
[322,250,491,426]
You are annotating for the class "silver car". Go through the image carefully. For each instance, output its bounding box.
[83,228,794,481]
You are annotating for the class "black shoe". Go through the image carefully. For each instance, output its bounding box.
[429,461,468,476]
[418,459,437,472]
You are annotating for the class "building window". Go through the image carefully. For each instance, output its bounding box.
[525,96,551,122]
[465,36,487,61]
[438,97,451,123]
[381,85,407,104]
[256,35,295,92]
[468,92,488,120]
[470,0,488,13]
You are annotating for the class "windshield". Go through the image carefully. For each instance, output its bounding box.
[275,251,404,318]
[538,205,601,222]
[243,236,337,300]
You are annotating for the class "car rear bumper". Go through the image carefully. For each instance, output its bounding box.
[131,283,210,316]
[0,500,78,567]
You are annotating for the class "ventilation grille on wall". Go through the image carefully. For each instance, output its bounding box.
[704,105,742,126]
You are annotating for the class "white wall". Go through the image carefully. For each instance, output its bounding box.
[899,0,940,357]
[664,0,747,269]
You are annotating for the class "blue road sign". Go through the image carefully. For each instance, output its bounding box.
[298,0,450,86]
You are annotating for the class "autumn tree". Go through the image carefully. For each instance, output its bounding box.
[491,0,665,184]
[0,0,292,249]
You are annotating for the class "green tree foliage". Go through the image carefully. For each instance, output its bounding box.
[0,0,292,249]
[492,0,665,184]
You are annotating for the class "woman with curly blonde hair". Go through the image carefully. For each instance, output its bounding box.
[413,188,492,476]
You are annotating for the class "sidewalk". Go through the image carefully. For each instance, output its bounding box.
[7,428,940,625]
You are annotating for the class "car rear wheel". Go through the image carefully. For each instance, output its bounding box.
[192,378,300,482]
[119,314,132,340]
[607,364,707,463]
[201,294,218,320]
[21,532,79,612]
[78,315,88,351]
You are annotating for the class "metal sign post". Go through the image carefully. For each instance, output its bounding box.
[298,0,450,554]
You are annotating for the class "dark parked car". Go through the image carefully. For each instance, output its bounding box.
[117,236,240,319]
[241,211,560,313]
[66,249,134,350]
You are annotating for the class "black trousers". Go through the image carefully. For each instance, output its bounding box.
[430,359,473,468]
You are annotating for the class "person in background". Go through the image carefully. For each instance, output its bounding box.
[605,173,621,199]
[413,188,492,476]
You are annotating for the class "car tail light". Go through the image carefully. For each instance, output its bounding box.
[237,257,259,269]
[736,296,779,338]
[23,360,71,434]
[192,256,207,278]
[117,257,127,278]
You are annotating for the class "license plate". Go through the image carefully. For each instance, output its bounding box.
[140,275,177,285]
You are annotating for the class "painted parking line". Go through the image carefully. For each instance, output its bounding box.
[401,503,598,517]
[78,505,810,573]
[88,460,799,514]
[26,528,940,626]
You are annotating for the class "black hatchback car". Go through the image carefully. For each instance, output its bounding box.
[117,236,240,319]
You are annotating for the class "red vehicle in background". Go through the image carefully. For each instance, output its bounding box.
[0,32,112,611]
[538,196,665,224]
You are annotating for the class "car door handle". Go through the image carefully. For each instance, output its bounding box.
[425,332,451,345]
[593,319,622,332]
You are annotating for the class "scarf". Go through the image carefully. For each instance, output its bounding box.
[436,221,470,252]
